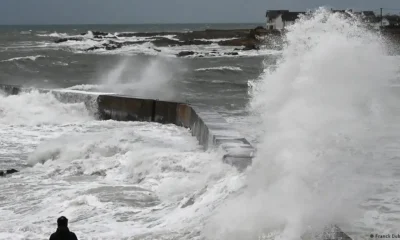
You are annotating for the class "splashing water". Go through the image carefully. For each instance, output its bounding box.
[203,8,400,240]
[89,56,186,100]
[0,90,92,125]
[0,90,241,239]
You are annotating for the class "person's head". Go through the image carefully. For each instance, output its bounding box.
[57,216,68,228]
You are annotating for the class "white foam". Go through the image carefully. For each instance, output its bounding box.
[195,66,243,72]
[0,90,92,125]
[41,33,280,58]
[203,8,400,239]
[53,88,115,95]
[194,38,239,42]
[1,55,46,62]
[36,32,70,38]
[0,89,242,239]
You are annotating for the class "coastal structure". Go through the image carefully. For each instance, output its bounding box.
[0,84,255,170]
[265,10,305,30]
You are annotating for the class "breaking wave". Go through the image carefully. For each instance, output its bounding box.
[203,8,400,239]
[1,55,46,62]
[0,90,92,125]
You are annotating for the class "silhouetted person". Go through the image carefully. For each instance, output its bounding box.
[49,216,78,240]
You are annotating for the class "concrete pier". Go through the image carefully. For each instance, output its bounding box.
[0,84,255,170]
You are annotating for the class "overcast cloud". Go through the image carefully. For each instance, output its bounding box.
[0,0,398,24]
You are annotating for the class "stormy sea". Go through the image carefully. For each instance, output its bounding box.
[1,9,400,240]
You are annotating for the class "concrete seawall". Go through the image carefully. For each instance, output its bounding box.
[0,84,254,170]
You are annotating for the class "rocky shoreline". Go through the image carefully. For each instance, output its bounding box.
[52,26,283,57]
[49,26,400,57]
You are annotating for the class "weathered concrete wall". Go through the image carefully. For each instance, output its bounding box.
[97,94,255,169]
[97,94,154,121]
[0,84,255,169]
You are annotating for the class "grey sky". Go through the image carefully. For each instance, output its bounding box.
[0,0,399,25]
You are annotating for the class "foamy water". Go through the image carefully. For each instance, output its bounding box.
[0,55,46,62]
[29,30,281,58]
[0,90,242,240]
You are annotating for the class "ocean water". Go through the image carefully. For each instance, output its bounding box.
[1,9,400,240]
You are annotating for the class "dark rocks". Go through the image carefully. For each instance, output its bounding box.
[176,51,196,57]
[54,37,82,43]
[150,38,181,47]
[117,29,251,41]
[176,50,241,57]
[218,38,259,47]
[243,44,260,51]
[151,37,212,47]
[85,40,147,52]
[92,31,110,38]
[90,170,106,176]
[224,52,239,56]
[0,169,18,177]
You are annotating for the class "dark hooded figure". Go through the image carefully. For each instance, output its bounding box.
[49,216,78,240]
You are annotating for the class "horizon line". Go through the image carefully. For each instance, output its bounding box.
[0,22,265,26]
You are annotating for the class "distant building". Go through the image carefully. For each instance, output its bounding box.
[265,10,305,30]
[265,9,395,30]
[381,15,400,27]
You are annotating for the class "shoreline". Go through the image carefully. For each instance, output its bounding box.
[51,26,282,56]
[48,26,400,57]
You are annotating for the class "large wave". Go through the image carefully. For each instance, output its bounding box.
[203,8,400,240]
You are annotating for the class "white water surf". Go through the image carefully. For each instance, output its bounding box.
[0,90,241,240]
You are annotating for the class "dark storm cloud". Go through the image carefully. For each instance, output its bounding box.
[0,0,398,24]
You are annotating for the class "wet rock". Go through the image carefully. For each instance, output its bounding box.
[243,43,260,51]
[92,31,110,38]
[84,40,147,52]
[54,37,83,43]
[0,169,18,177]
[176,51,196,57]
[117,29,250,41]
[151,37,212,47]
[85,46,103,51]
[90,170,106,176]
[151,37,182,47]
[218,38,259,47]
[224,52,239,56]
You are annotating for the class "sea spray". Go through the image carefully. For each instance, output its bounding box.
[92,56,186,100]
[0,90,92,125]
[203,8,400,240]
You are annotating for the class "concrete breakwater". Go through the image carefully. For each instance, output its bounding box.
[0,84,254,170]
